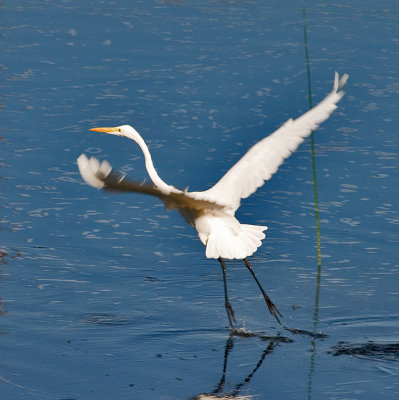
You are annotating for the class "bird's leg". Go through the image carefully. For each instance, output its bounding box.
[243,258,282,325]
[218,257,236,331]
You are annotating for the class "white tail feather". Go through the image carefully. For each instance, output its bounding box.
[205,224,267,259]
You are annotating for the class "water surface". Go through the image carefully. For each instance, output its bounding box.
[1,1,399,399]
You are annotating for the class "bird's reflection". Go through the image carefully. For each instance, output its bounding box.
[191,330,292,400]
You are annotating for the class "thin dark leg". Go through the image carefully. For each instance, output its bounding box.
[243,258,282,325]
[218,257,236,330]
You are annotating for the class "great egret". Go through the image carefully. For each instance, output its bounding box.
[77,72,348,331]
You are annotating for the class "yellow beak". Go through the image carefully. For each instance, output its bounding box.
[90,127,119,133]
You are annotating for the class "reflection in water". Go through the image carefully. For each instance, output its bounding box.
[191,332,291,400]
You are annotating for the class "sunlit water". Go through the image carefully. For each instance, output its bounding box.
[1,1,399,399]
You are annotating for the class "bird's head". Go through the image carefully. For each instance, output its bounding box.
[90,125,142,143]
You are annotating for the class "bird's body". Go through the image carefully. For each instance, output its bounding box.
[77,72,348,330]
[78,125,268,260]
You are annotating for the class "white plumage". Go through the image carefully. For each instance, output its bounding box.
[77,72,347,260]
[77,73,348,329]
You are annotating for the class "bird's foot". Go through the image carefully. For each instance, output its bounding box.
[265,298,283,325]
[225,300,236,330]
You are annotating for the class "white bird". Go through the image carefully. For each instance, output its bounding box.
[77,72,348,331]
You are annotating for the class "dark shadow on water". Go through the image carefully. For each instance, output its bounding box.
[330,341,399,362]
[281,324,327,339]
[82,313,131,325]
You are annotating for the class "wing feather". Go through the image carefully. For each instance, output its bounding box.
[77,154,225,212]
[205,72,348,211]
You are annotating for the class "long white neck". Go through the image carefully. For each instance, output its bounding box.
[125,127,173,193]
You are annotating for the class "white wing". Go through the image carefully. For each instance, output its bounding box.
[204,72,349,211]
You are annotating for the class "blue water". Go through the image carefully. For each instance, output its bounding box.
[1,1,399,399]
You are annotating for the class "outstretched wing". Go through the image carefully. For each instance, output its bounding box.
[204,72,348,211]
[77,154,225,212]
